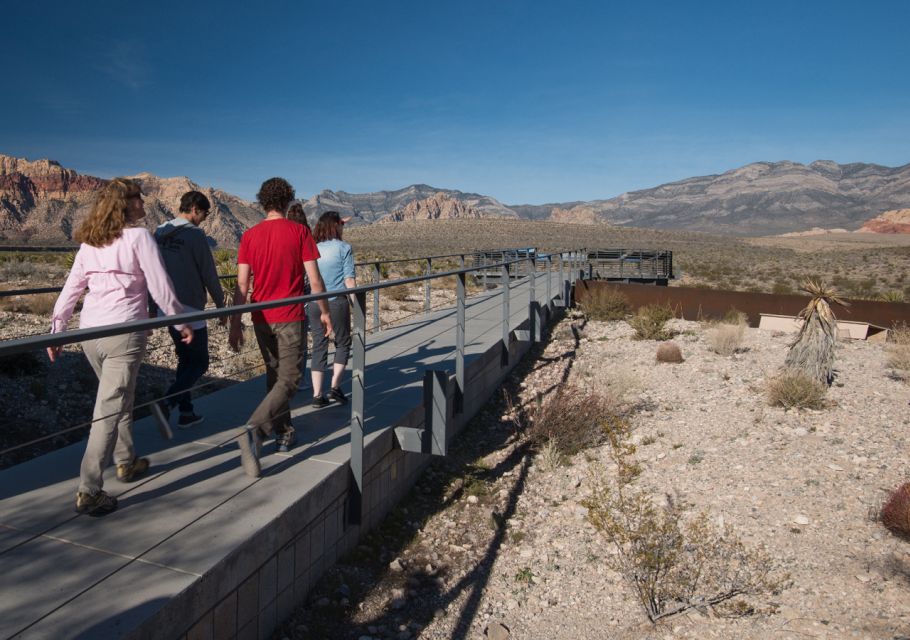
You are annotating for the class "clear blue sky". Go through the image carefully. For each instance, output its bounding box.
[3,1,909,204]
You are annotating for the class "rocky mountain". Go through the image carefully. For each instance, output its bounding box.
[859,208,910,233]
[379,192,484,223]
[303,184,516,225]
[0,154,263,247]
[510,160,910,235]
[548,205,601,225]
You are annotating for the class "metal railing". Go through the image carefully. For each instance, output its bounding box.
[0,248,590,524]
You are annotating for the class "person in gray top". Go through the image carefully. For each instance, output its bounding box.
[152,191,226,430]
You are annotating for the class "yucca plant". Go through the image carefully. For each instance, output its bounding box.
[784,280,848,386]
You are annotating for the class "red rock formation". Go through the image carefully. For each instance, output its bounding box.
[381,192,484,223]
[548,205,601,224]
[858,209,910,234]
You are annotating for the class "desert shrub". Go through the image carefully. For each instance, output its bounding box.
[0,292,58,316]
[535,437,567,472]
[585,448,786,621]
[707,321,746,356]
[723,308,748,325]
[526,386,626,457]
[385,284,411,302]
[766,369,827,410]
[880,482,910,537]
[579,286,630,321]
[879,291,905,303]
[655,341,684,363]
[887,324,910,380]
[627,304,675,341]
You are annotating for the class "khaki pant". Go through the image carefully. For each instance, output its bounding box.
[248,321,303,436]
[79,332,147,494]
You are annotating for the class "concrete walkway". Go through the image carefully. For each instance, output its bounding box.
[0,272,566,639]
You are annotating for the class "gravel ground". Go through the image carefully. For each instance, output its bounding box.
[277,314,910,640]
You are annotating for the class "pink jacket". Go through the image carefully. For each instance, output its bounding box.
[51,227,187,334]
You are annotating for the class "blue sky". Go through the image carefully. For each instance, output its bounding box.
[3,1,909,204]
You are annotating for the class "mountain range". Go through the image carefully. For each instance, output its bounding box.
[1,153,908,246]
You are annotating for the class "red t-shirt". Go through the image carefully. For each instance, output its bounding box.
[237,218,320,324]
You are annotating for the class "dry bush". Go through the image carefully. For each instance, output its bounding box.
[598,368,640,409]
[880,482,910,537]
[655,341,684,363]
[766,369,827,410]
[385,284,412,302]
[535,437,567,472]
[707,321,746,356]
[628,304,675,341]
[579,286,630,321]
[584,441,787,622]
[526,386,627,457]
[0,292,58,315]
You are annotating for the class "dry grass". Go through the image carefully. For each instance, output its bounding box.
[766,369,827,410]
[707,321,747,356]
[887,323,910,380]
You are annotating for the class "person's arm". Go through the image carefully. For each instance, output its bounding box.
[304,259,333,337]
[342,243,356,304]
[196,234,227,324]
[229,263,251,350]
[47,249,87,362]
[136,230,192,344]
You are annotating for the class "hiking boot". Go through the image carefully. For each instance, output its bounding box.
[312,394,330,408]
[116,457,150,482]
[238,425,262,477]
[75,490,118,517]
[151,401,173,440]
[329,387,348,405]
[177,412,204,429]
[276,427,297,453]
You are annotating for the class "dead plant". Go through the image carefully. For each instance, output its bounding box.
[707,321,746,356]
[765,370,827,410]
[526,386,627,457]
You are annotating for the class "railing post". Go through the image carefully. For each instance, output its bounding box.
[372,263,381,332]
[501,262,510,366]
[424,257,432,314]
[455,269,465,415]
[546,254,553,313]
[348,291,366,526]
[529,254,538,343]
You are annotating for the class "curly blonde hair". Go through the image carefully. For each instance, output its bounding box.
[74,177,142,247]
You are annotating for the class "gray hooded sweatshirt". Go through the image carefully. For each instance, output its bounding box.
[154,218,225,316]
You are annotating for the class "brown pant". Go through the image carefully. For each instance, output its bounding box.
[248,321,304,436]
[79,331,147,494]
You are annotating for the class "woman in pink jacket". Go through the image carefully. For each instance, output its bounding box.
[49,178,192,516]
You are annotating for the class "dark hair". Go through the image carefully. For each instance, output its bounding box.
[314,211,343,242]
[179,190,211,214]
[257,177,295,213]
[287,201,311,230]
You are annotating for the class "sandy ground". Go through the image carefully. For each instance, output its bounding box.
[278,314,910,640]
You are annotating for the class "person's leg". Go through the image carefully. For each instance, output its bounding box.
[250,322,280,435]
[169,326,209,416]
[247,322,302,435]
[78,332,147,496]
[329,299,351,389]
[308,303,329,400]
[298,314,309,391]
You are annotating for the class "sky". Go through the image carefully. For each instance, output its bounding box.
[2,1,909,204]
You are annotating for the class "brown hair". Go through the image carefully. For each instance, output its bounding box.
[256,177,294,213]
[287,201,311,231]
[74,177,142,247]
[313,211,343,242]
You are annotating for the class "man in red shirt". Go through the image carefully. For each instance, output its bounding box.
[229,177,332,477]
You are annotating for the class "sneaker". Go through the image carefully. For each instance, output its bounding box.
[75,490,118,517]
[151,401,173,440]
[312,394,330,408]
[237,425,262,477]
[276,427,297,453]
[177,413,204,429]
[116,457,150,482]
[329,387,348,405]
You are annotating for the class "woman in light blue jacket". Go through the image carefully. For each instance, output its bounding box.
[307,211,355,407]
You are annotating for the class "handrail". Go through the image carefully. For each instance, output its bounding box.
[0,254,541,358]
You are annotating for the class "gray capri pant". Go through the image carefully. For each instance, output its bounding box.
[307,296,352,371]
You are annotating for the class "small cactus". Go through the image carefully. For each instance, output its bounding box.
[656,341,684,364]
[881,482,910,537]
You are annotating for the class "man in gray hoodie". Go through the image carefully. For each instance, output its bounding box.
[153,191,225,429]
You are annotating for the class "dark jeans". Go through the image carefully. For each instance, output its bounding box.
[307,297,351,372]
[166,326,209,414]
[248,321,303,436]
